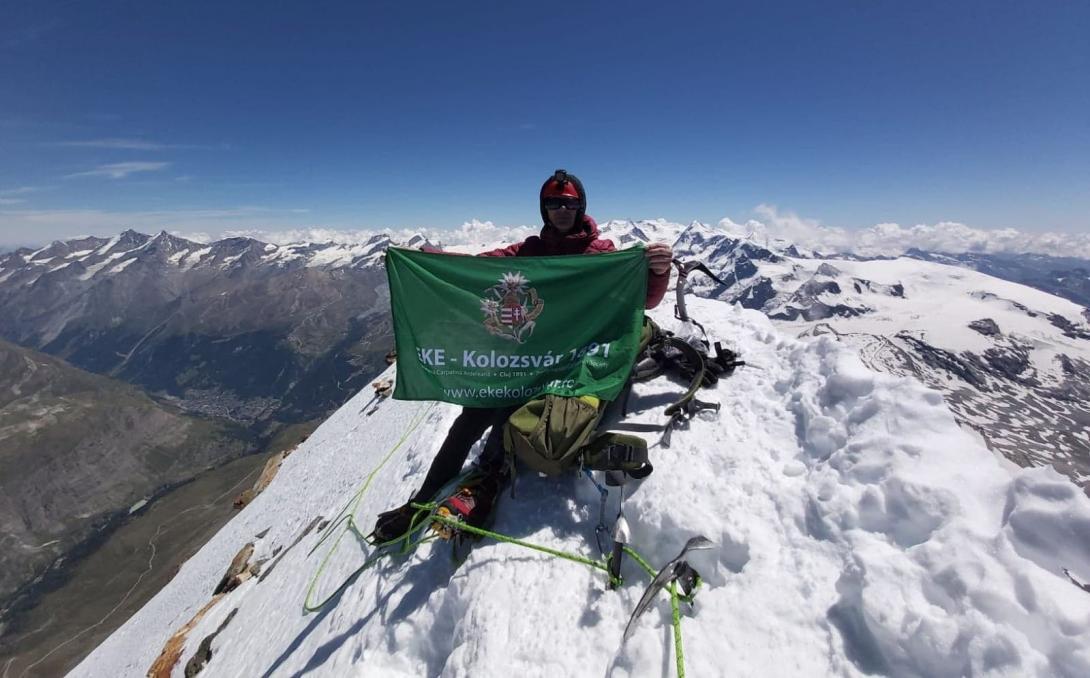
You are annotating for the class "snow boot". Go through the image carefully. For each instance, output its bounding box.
[368,502,421,544]
[431,467,506,541]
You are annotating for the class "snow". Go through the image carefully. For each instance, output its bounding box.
[109,257,137,274]
[182,246,213,269]
[167,250,191,265]
[77,252,127,281]
[303,243,372,268]
[94,235,121,256]
[714,253,1090,384]
[219,252,247,267]
[75,295,1090,677]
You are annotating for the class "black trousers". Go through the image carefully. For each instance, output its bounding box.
[411,406,517,502]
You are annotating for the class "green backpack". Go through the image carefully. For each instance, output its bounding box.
[502,316,740,479]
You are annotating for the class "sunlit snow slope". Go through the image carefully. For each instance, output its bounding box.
[76,298,1090,677]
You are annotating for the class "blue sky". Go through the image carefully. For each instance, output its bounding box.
[1,0,1087,247]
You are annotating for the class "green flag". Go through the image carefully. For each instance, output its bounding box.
[387,246,647,407]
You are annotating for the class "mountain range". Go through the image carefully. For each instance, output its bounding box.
[3,222,1088,496]
[0,230,396,428]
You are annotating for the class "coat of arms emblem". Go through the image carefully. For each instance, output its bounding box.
[480,271,544,344]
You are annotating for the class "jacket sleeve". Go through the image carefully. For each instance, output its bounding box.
[478,241,524,257]
[645,268,669,309]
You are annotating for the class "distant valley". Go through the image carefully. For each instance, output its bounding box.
[0,339,254,621]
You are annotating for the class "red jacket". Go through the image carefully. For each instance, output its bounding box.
[478,215,669,309]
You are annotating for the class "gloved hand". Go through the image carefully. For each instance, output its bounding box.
[645,242,673,275]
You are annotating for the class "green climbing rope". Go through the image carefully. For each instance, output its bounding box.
[670,580,685,678]
[412,502,622,585]
[303,402,436,612]
[416,503,694,678]
[298,399,697,676]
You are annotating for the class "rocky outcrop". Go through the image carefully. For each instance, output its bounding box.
[147,536,269,677]
[147,594,226,678]
[183,609,238,677]
[1048,313,1090,340]
[969,318,1001,336]
[214,543,257,595]
[233,446,297,509]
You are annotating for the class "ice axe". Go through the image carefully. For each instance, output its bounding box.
[622,536,714,642]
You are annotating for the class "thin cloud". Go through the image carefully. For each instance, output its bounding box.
[0,186,42,205]
[53,138,174,150]
[66,161,171,179]
[0,186,42,196]
[50,138,228,151]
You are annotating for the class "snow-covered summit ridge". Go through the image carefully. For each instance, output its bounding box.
[77,297,1090,677]
[673,224,1090,491]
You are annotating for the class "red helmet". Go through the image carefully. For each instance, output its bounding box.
[539,169,587,226]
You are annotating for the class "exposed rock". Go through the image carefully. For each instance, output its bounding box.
[1048,313,1090,340]
[815,263,841,277]
[147,594,225,678]
[734,277,777,309]
[1064,568,1090,594]
[969,318,1001,336]
[898,334,990,389]
[770,302,865,322]
[183,608,238,677]
[372,377,393,398]
[980,345,1034,383]
[851,278,905,298]
[232,489,255,509]
[233,446,297,509]
[257,516,324,583]
[214,543,255,595]
[798,279,842,297]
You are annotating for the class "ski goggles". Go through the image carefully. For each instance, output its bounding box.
[542,196,581,210]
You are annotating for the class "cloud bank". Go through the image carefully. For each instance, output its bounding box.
[720,205,1090,260]
[224,220,538,249]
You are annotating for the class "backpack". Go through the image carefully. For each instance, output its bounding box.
[502,315,744,480]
